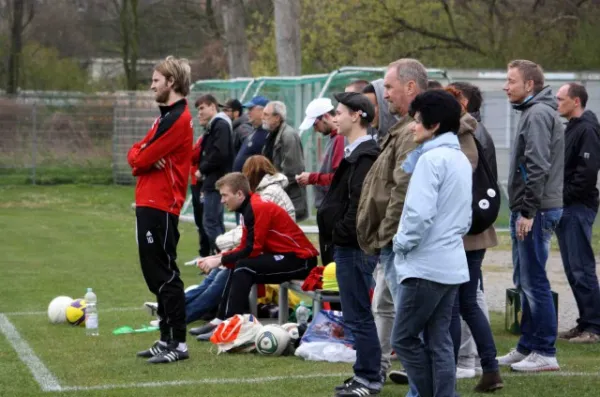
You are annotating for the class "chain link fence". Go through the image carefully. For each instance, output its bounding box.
[3,72,600,191]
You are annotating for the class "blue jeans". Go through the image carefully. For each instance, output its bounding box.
[452,249,499,373]
[202,190,225,252]
[555,204,600,335]
[392,278,458,397]
[334,246,382,390]
[510,209,562,356]
[185,268,230,324]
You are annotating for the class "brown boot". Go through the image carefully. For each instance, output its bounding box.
[474,371,504,393]
[558,326,582,340]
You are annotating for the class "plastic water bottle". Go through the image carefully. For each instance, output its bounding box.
[85,288,99,336]
[295,301,310,326]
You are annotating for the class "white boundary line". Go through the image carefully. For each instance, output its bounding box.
[503,371,600,377]
[48,371,600,393]
[58,373,350,392]
[5,306,140,316]
[0,314,63,392]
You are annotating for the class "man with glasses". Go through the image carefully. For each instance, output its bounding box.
[296,97,346,264]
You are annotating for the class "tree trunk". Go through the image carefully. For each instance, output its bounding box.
[7,0,25,94]
[220,0,250,77]
[273,0,301,76]
[120,0,139,90]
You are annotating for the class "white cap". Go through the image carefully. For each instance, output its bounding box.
[299,97,334,131]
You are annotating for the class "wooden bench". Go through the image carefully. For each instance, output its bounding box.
[277,280,340,325]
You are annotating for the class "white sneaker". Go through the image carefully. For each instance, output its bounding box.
[498,349,527,366]
[510,352,560,372]
[144,302,158,317]
[456,367,476,379]
[149,319,160,327]
[184,257,201,266]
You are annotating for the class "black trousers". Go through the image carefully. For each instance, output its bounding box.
[191,184,211,257]
[136,206,186,343]
[218,254,318,319]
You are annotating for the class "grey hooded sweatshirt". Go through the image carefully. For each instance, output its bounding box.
[372,78,400,143]
[508,86,564,218]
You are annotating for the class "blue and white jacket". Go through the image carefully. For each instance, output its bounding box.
[393,132,472,285]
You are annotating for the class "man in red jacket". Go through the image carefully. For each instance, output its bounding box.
[127,56,193,364]
[198,172,318,320]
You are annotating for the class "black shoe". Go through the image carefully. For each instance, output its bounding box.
[136,341,166,358]
[334,377,355,391]
[389,370,409,385]
[147,345,190,364]
[196,330,214,341]
[335,380,380,396]
[189,323,217,336]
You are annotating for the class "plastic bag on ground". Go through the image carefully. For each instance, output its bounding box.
[295,341,356,363]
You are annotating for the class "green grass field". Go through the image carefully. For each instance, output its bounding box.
[2,185,600,396]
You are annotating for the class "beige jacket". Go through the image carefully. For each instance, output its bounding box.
[357,116,417,255]
[458,113,498,251]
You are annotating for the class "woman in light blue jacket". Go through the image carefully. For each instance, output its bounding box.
[391,90,473,397]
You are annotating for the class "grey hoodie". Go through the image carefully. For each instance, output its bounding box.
[372,79,399,143]
[508,86,564,218]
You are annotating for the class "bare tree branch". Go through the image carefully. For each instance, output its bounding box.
[378,0,486,55]
[440,0,461,41]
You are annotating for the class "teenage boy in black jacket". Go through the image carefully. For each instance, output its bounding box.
[555,83,600,343]
[317,92,381,396]
[196,94,234,253]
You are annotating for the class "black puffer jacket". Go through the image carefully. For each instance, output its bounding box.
[563,110,600,210]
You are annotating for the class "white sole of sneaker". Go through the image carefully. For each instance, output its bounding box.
[511,366,560,372]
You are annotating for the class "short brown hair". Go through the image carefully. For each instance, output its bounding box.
[195,94,219,108]
[215,172,251,196]
[508,60,545,93]
[567,83,588,108]
[242,155,278,191]
[154,56,191,97]
[345,79,370,92]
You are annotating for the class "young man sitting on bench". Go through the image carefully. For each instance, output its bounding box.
[197,172,319,324]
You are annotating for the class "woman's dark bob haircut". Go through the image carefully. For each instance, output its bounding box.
[408,90,461,135]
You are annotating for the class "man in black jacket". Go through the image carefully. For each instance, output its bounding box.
[196,94,234,253]
[221,98,253,155]
[317,92,381,396]
[555,83,600,343]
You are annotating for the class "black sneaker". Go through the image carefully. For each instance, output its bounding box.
[136,341,167,358]
[334,377,355,391]
[147,345,189,364]
[335,380,380,396]
[189,322,217,336]
[389,370,409,385]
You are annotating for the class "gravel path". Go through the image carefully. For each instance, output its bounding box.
[482,251,598,332]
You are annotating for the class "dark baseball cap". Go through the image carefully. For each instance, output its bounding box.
[220,99,243,114]
[333,92,375,123]
[242,95,269,109]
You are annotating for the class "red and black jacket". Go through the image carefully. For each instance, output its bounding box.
[127,98,193,216]
[221,193,319,267]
